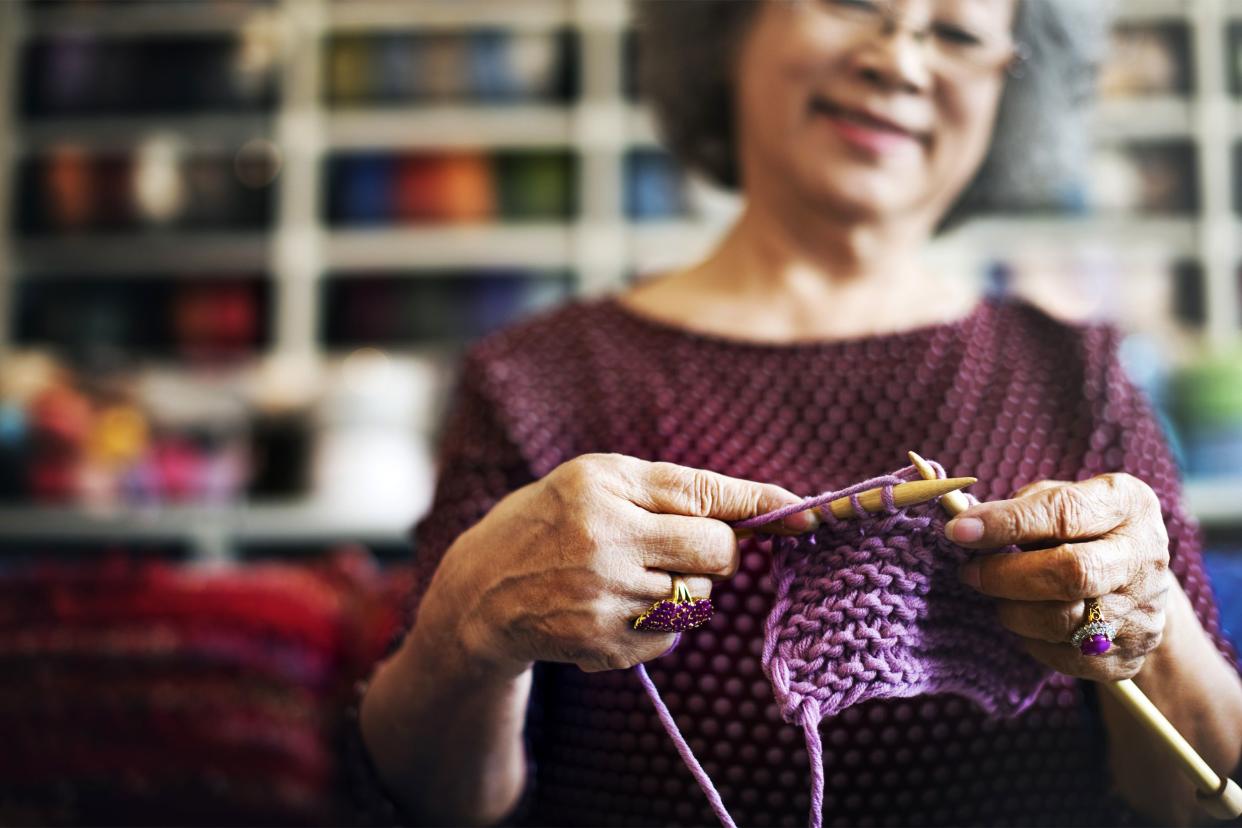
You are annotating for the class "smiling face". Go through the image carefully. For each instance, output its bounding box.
[733,0,1019,227]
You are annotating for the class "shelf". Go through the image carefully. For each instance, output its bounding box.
[327,106,572,150]
[324,224,573,269]
[1185,479,1242,526]
[627,106,660,148]
[15,233,271,274]
[941,216,1200,259]
[327,0,572,32]
[0,501,412,561]
[18,115,275,153]
[1114,0,1191,22]
[628,220,730,274]
[326,104,660,151]
[1093,97,1193,141]
[0,502,413,559]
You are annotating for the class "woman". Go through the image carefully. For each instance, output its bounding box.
[353,1,1242,825]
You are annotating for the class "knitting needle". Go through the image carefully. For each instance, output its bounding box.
[908,450,1242,819]
[733,476,977,539]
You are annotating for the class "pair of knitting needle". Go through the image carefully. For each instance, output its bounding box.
[732,473,979,539]
[733,455,1242,817]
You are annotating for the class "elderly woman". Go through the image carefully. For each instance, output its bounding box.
[353,1,1242,825]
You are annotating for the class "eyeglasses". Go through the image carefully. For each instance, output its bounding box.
[811,0,1027,78]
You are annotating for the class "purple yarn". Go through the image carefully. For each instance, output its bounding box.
[634,662,738,828]
[632,463,1053,828]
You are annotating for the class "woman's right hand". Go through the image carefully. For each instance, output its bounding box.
[419,453,820,678]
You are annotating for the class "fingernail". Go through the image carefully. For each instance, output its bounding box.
[782,508,819,533]
[958,562,981,590]
[946,517,983,543]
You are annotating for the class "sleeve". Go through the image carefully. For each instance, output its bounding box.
[406,350,538,628]
[342,349,543,826]
[1088,331,1239,670]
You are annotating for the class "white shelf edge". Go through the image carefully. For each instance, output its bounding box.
[1092,97,1193,141]
[326,0,572,32]
[1185,479,1242,526]
[1115,0,1192,22]
[324,224,574,270]
[942,215,1199,258]
[327,106,572,150]
[0,503,413,544]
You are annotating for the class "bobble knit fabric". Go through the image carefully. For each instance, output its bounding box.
[637,464,1057,828]
[735,466,1052,724]
[379,295,1238,827]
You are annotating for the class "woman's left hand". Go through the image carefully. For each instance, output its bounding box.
[945,473,1173,681]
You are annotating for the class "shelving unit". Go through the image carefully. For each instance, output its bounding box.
[1,0,1240,558]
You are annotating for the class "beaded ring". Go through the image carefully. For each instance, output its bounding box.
[633,575,713,633]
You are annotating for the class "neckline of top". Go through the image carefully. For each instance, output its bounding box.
[597,292,995,353]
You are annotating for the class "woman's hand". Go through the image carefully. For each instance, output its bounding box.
[945,473,1172,681]
[420,453,818,678]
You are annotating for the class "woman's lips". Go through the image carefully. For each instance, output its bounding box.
[809,97,928,155]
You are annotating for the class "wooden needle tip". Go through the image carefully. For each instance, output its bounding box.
[913,476,977,502]
[1198,777,1242,819]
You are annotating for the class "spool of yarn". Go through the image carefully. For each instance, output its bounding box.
[497,151,574,220]
[332,154,396,226]
[327,35,372,105]
[626,149,687,220]
[394,153,494,224]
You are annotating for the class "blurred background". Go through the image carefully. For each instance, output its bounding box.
[2,0,1242,824]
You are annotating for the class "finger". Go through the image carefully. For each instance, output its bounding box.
[629,460,819,532]
[958,537,1133,601]
[638,512,741,578]
[1022,637,1144,682]
[945,474,1132,548]
[1011,479,1071,500]
[734,518,821,539]
[627,569,715,603]
[993,595,1130,643]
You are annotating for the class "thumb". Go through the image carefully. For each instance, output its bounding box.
[630,461,818,534]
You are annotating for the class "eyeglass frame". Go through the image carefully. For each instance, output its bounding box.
[806,0,1031,80]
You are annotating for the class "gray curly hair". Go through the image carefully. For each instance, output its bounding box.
[633,0,1116,232]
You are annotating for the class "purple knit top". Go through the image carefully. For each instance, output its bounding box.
[389,295,1235,827]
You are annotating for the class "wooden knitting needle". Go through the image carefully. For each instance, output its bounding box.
[733,476,977,539]
[908,450,1242,819]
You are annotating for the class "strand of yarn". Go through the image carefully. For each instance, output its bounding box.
[731,470,914,530]
[803,706,825,828]
[633,662,738,828]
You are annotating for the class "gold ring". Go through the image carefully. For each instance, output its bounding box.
[633,574,713,633]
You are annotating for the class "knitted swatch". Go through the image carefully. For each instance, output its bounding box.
[633,463,1054,828]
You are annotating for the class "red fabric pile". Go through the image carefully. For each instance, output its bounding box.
[0,549,411,826]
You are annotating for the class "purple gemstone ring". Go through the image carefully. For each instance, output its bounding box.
[1069,597,1117,656]
[633,576,713,633]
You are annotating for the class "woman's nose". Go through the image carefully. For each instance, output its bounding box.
[851,30,933,95]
